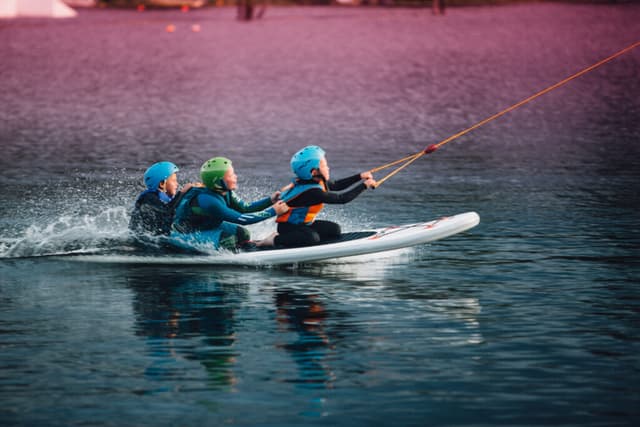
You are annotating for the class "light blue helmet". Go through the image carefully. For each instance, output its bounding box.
[143,161,179,190]
[290,145,325,180]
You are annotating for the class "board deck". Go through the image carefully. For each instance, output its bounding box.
[67,212,480,266]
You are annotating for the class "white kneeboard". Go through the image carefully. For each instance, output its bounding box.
[68,212,480,266]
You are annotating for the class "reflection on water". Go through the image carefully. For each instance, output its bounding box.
[5,248,638,425]
[275,289,336,390]
[116,264,487,405]
[122,267,357,397]
[289,247,418,280]
[126,268,243,391]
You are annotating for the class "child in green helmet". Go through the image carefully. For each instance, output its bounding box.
[171,157,289,251]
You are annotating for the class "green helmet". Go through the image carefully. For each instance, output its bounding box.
[201,157,232,191]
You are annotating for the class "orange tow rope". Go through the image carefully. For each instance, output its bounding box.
[372,40,640,188]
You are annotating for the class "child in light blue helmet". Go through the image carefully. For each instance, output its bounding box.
[269,146,376,248]
[129,161,201,236]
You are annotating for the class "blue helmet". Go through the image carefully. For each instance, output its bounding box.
[143,161,179,190]
[290,145,326,180]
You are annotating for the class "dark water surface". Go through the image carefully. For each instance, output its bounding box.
[1,4,640,426]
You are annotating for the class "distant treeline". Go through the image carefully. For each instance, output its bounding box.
[98,0,634,8]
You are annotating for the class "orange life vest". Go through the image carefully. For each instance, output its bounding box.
[276,180,327,225]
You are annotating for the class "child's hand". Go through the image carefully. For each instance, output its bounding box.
[271,191,281,203]
[273,200,290,216]
[360,171,373,180]
[363,178,377,189]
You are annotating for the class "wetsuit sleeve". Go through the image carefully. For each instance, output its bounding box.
[288,183,367,206]
[227,193,272,213]
[198,194,276,225]
[327,174,362,191]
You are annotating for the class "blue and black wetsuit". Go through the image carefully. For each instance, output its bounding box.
[129,190,184,236]
[172,187,276,250]
[275,174,367,248]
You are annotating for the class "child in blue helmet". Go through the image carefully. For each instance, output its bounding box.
[269,146,376,248]
[171,157,289,251]
[129,161,201,236]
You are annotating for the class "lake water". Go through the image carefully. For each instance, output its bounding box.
[1,4,639,426]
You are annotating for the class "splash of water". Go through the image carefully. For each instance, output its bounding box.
[0,207,132,259]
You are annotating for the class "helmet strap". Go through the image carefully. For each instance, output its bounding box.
[213,178,229,194]
[311,169,327,182]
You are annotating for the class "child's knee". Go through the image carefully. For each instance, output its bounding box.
[327,223,341,237]
[236,226,250,243]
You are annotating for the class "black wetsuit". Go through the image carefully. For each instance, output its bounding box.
[275,174,367,248]
[129,190,185,236]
